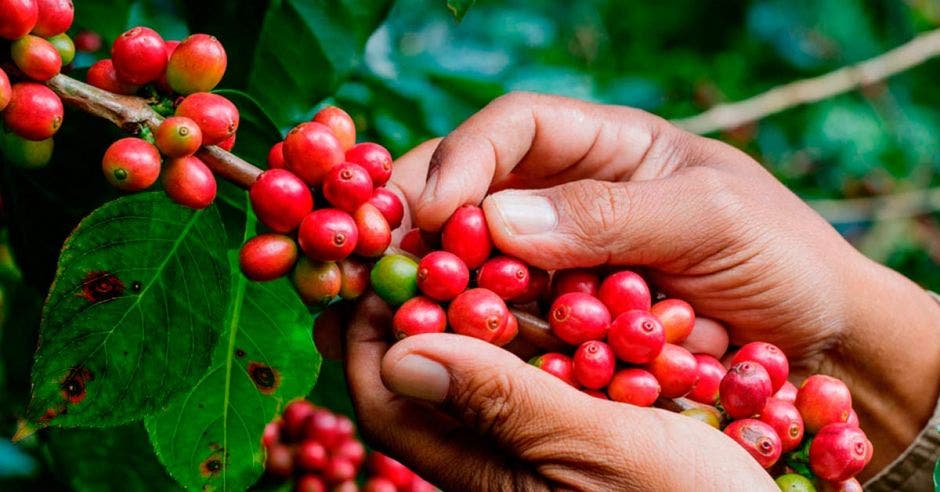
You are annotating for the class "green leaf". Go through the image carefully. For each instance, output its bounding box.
[145,254,319,490]
[214,90,282,168]
[45,423,181,492]
[446,0,475,21]
[73,0,133,42]
[24,193,229,428]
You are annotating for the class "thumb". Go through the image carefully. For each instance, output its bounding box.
[481,167,741,270]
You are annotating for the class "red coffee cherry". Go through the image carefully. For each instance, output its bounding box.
[442,204,493,269]
[393,296,447,340]
[239,234,298,281]
[353,203,391,257]
[162,156,216,209]
[723,419,782,469]
[510,266,549,305]
[731,342,789,393]
[551,268,599,298]
[607,368,660,407]
[314,106,356,151]
[155,116,202,157]
[175,92,239,145]
[334,439,365,468]
[399,228,435,258]
[686,354,726,405]
[818,478,863,492]
[549,292,610,345]
[368,188,404,230]
[582,389,608,400]
[795,375,852,433]
[264,443,293,478]
[364,478,397,492]
[447,288,510,343]
[758,398,804,453]
[476,256,530,300]
[261,421,280,448]
[296,441,328,471]
[338,257,370,300]
[249,169,313,233]
[283,121,344,186]
[416,250,469,301]
[0,68,11,111]
[111,26,167,84]
[281,399,316,441]
[719,361,773,419]
[650,298,695,344]
[48,32,74,65]
[0,0,39,40]
[73,29,101,52]
[345,142,392,187]
[323,162,373,213]
[101,137,161,191]
[292,258,341,305]
[87,59,139,95]
[3,82,63,140]
[572,340,615,389]
[154,39,179,94]
[598,270,651,317]
[774,381,798,403]
[607,309,665,364]
[491,311,518,347]
[528,352,578,387]
[324,457,357,484]
[845,409,859,428]
[367,452,415,488]
[809,423,873,482]
[645,343,698,398]
[11,35,61,81]
[267,141,285,169]
[166,33,226,94]
[217,133,235,151]
[31,0,72,37]
[306,408,341,447]
[298,208,358,261]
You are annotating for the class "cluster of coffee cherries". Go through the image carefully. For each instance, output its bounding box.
[0,0,76,168]
[262,399,435,492]
[238,107,403,308]
[92,25,233,209]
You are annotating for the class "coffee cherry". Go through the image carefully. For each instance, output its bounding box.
[305,409,341,447]
[175,92,239,145]
[338,257,370,300]
[598,270,651,317]
[249,169,313,233]
[155,116,202,157]
[152,39,179,94]
[322,162,373,212]
[296,440,329,471]
[583,389,609,400]
[491,311,518,347]
[217,133,235,151]
[723,419,782,469]
[719,361,773,419]
[264,443,293,478]
[353,204,391,257]
[0,68,10,111]
[607,309,665,364]
[572,340,615,389]
[284,122,344,186]
[758,398,804,453]
[296,475,326,492]
[441,204,492,269]
[11,35,61,81]
[0,0,39,40]
[331,479,357,492]
[448,288,509,343]
[774,474,816,492]
[731,342,789,393]
[345,142,392,187]
[162,156,216,209]
[608,368,660,406]
[314,106,356,151]
[166,34,226,94]
[795,375,852,433]
[393,296,447,339]
[645,343,697,398]
[364,478,397,492]
[73,29,101,52]
[809,423,873,482]
[324,457,357,484]
[3,82,63,140]
[334,439,365,468]
[774,381,798,403]
[477,256,530,300]
[261,421,280,448]
[368,452,415,488]
[686,354,726,405]
[267,141,285,169]
[680,407,722,429]
[528,352,577,387]
[370,254,418,306]
[399,228,437,258]
[31,0,72,37]
[298,209,358,261]
[845,409,859,427]
[369,188,404,230]
[101,137,161,191]
[334,415,356,442]
[416,250,469,301]
[47,33,74,65]
[111,26,167,84]
[551,268,599,298]
[0,129,52,168]
[510,266,549,305]
[87,59,139,95]
[818,478,862,492]
[292,258,341,305]
[549,292,610,345]
[282,400,316,441]
[650,298,695,344]
[239,234,297,281]
[408,477,437,492]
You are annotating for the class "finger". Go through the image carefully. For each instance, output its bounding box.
[680,317,730,358]
[413,92,703,230]
[313,302,349,360]
[388,137,441,214]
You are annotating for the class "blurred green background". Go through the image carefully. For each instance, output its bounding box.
[3,0,940,489]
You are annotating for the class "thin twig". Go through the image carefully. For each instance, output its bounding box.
[807,186,940,223]
[672,28,940,134]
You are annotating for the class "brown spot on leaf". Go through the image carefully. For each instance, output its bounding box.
[235,348,246,358]
[200,456,224,477]
[247,362,279,394]
[78,271,125,302]
[38,407,63,423]
[60,366,94,404]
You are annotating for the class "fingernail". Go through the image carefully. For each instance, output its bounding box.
[385,354,450,403]
[489,192,557,235]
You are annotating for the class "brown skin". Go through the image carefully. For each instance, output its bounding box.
[317,92,940,489]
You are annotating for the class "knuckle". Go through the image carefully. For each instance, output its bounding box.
[562,181,631,251]
[491,90,536,109]
[451,372,521,440]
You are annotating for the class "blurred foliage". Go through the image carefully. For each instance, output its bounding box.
[2,0,940,489]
